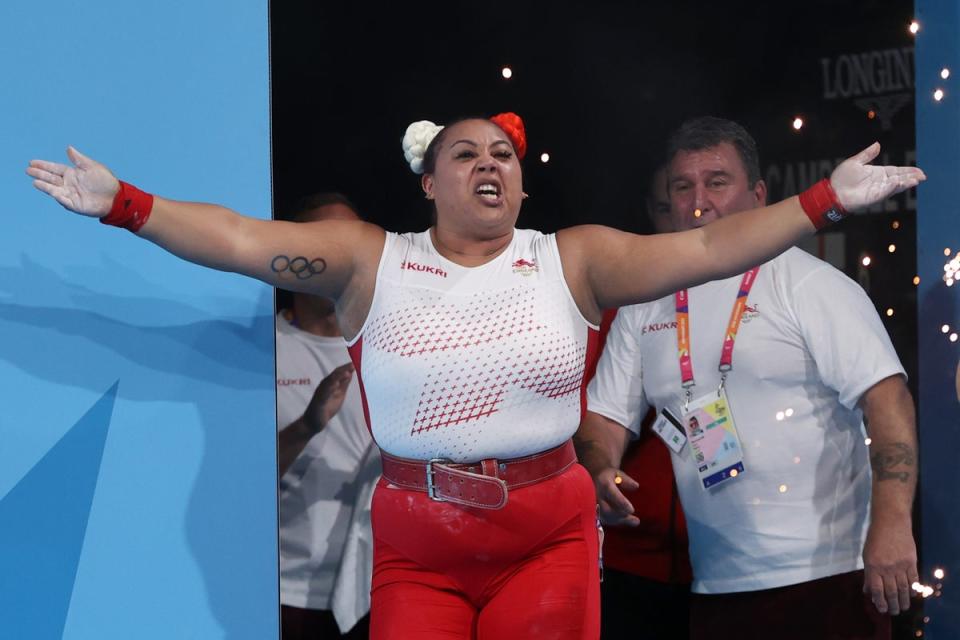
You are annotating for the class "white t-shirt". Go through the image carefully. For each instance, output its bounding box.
[587,248,905,594]
[276,312,377,611]
[347,228,599,462]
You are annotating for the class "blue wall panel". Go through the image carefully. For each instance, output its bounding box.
[916,0,960,636]
[0,2,277,638]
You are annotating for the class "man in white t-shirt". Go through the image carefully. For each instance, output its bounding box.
[277,193,379,640]
[578,117,918,640]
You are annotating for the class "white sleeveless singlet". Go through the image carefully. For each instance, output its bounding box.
[347,229,599,462]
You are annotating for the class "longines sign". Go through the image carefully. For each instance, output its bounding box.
[820,46,914,130]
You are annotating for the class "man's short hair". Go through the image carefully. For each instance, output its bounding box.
[666,117,762,188]
[288,192,362,222]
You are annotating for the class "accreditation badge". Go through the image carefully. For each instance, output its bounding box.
[651,408,687,454]
[682,387,745,489]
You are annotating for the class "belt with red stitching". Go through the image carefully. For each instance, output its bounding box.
[379,440,577,509]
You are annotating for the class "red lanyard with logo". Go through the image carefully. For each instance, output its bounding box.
[675,267,760,407]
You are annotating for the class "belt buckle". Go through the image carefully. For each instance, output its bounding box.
[425,458,450,501]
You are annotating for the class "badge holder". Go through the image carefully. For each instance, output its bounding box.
[673,267,759,491]
[652,407,688,454]
[682,370,746,489]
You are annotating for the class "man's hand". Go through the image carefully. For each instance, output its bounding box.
[278,362,355,476]
[595,467,641,527]
[27,147,120,216]
[862,518,919,615]
[858,375,919,616]
[301,362,354,435]
[830,143,925,212]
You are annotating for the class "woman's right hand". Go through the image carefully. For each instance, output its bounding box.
[26,146,119,217]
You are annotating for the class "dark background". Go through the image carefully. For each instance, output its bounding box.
[271,0,917,378]
[271,1,921,635]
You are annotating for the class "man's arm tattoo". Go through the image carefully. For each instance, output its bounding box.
[870,442,916,483]
[270,255,327,280]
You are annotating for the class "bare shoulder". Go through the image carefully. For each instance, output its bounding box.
[334,221,387,340]
[556,224,684,310]
[351,221,388,274]
[555,225,626,325]
[291,218,385,256]
[556,224,643,270]
[556,223,617,244]
[556,224,619,257]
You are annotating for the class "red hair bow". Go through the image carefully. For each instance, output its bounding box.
[490,112,527,160]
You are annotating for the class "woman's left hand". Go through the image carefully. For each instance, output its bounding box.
[830,143,926,212]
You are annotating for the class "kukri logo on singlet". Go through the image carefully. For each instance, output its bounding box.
[401,261,448,278]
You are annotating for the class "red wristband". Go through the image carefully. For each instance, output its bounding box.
[798,179,847,230]
[100,181,154,233]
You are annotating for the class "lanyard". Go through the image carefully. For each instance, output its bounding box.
[675,267,760,406]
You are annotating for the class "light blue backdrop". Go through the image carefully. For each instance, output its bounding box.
[0,2,277,638]
[916,0,960,637]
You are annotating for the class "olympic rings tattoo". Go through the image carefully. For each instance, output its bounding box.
[271,255,327,280]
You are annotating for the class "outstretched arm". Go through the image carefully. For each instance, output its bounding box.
[560,144,925,316]
[27,147,384,300]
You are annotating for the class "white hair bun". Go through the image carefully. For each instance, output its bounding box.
[402,120,444,174]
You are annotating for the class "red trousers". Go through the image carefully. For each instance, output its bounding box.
[369,463,601,640]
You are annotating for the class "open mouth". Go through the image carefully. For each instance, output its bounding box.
[475,182,502,203]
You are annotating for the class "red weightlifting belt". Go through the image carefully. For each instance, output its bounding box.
[379,440,577,509]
